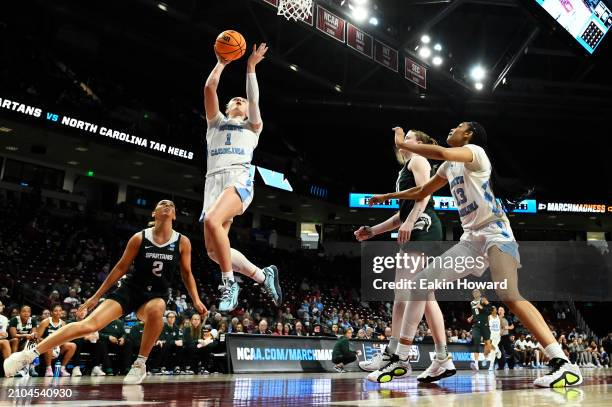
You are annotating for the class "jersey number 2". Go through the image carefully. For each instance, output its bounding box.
[225,133,232,145]
[152,261,163,277]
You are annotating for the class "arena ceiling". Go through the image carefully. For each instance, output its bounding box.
[1,0,611,202]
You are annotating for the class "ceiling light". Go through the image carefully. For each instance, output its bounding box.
[434,44,442,51]
[0,127,12,133]
[133,161,144,166]
[67,161,79,165]
[474,82,484,90]
[75,146,88,152]
[432,56,443,66]
[352,7,368,21]
[421,35,431,44]
[289,64,298,71]
[470,65,486,81]
[130,175,141,180]
[369,17,378,25]
[418,47,431,59]
[158,3,168,11]
[4,146,18,151]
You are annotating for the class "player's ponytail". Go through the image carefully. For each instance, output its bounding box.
[467,122,534,210]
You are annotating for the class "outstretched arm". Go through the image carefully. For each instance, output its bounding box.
[90,233,141,301]
[369,174,448,206]
[354,213,401,241]
[179,236,208,319]
[246,43,268,133]
[204,54,230,121]
[393,127,474,162]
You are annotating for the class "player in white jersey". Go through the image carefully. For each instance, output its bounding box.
[202,43,281,312]
[488,306,502,371]
[369,122,582,388]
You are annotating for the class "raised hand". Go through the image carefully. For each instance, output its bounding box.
[247,43,269,69]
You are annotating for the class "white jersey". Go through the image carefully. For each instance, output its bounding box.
[205,112,261,176]
[437,144,511,231]
[489,315,501,336]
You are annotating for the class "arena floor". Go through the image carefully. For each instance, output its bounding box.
[1,369,610,406]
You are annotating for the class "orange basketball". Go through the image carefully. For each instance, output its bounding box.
[215,30,246,61]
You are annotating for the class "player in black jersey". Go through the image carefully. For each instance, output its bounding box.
[36,304,76,377]
[356,129,455,384]
[3,200,208,385]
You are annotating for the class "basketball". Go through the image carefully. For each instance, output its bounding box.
[214,30,246,61]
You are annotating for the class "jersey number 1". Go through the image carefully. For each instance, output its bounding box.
[225,133,232,145]
[152,261,163,277]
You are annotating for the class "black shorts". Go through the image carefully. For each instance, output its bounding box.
[471,325,491,351]
[106,283,166,316]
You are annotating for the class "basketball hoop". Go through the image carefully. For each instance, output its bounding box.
[277,0,313,22]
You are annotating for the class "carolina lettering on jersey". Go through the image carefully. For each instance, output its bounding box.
[209,147,246,156]
[206,113,260,176]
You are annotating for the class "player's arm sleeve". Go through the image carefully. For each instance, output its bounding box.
[246,73,263,134]
[464,144,490,172]
[436,161,450,179]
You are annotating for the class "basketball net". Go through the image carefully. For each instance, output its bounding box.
[277,0,313,22]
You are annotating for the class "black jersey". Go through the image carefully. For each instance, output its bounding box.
[123,228,182,294]
[42,318,64,338]
[396,159,435,222]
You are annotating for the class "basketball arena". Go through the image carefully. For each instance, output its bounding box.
[1,0,612,405]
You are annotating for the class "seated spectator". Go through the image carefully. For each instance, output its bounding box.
[48,291,61,307]
[8,305,38,376]
[159,311,184,374]
[0,301,12,364]
[294,321,306,336]
[255,319,271,335]
[8,305,38,353]
[37,304,76,377]
[332,327,361,373]
[283,307,294,323]
[0,287,11,306]
[183,313,212,374]
[234,324,245,334]
[100,317,131,375]
[272,322,285,336]
[356,329,366,340]
[283,323,292,336]
[63,288,81,308]
[40,309,51,321]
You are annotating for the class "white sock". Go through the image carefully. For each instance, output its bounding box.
[435,343,448,360]
[387,337,398,354]
[543,343,568,362]
[136,355,148,365]
[230,249,265,283]
[221,271,235,285]
[396,341,413,360]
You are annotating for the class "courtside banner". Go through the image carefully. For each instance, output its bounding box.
[226,334,482,373]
